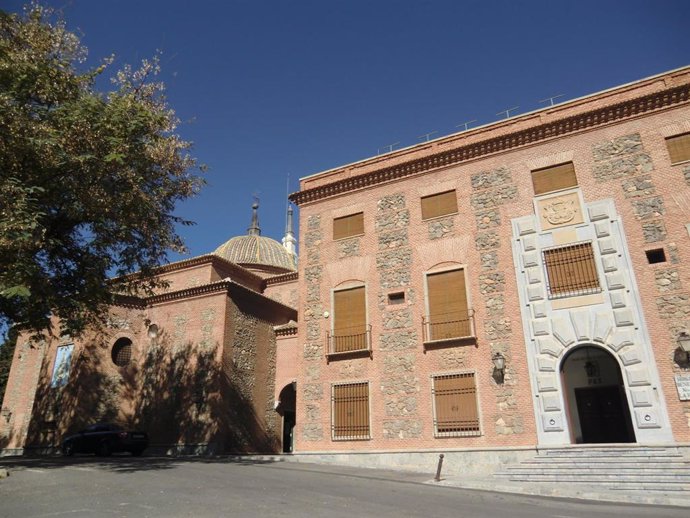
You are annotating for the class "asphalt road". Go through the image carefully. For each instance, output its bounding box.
[0,456,686,518]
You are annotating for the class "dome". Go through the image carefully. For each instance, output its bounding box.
[213,201,297,272]
[214,234,296,271]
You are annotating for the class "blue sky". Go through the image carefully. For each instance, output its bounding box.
[5,0,690,262]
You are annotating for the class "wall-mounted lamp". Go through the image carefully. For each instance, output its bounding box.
[492,352,506,383]
[677,331,690,362]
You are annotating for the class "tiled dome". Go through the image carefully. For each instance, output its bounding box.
[214,234,296,271]
[214,201,296,272]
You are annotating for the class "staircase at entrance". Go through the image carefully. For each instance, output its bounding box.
[495,446,690,492]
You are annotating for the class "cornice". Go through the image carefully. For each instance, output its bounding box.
[264,271,299,286]
[289,83,690,206]
[146,280,232,305]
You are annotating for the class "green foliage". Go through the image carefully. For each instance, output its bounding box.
[0,4,204,335]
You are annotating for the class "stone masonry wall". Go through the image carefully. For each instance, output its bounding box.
[470,167,524,435]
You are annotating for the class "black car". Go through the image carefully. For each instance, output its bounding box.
[62,423,148,457]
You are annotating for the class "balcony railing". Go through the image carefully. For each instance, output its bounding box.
[326,325,372,360]
[422,309,476,344]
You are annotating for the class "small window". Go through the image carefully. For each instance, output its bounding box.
[333,212,364,240]
[531,162,578,196]
[543,242,601,299]
[332,382,370,440]
[421,190,458,220]
[432,372,481,437]
[387,291,405,305]
[666,133,690,164]
[111,337,133,367]
[645,248,666,264]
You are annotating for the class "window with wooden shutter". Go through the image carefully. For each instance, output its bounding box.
[531,162,578,195]
[425,269,471,341]
[332,382,370,439]
[333,212,364,240]
[543,242,601,298]
[666,133,690,164]
[332,286,367,353]
[421,190,458,220]
[432,372,480,437]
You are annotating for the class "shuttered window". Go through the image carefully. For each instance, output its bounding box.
[332,286,367,352]
[666,133,690,164]
[421,190,458,220]
[543,242,601,298]
[426,269,470,340]
[333,212,364,240]
[531,162,578,195]
[332,382,370,439]
[432,372,480,436]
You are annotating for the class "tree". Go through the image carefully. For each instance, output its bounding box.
[0,4,204,336]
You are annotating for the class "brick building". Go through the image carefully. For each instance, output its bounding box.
[0,204,300,455]
[287,66,690,469]
[3,67,690,470]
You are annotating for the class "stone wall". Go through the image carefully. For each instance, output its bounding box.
[376,194,422,440]
[470,167,523,436]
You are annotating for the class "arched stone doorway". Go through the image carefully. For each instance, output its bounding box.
[560,345,635,444]
[277,383,296,453]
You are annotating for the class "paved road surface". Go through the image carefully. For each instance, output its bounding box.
[0,456,685,517]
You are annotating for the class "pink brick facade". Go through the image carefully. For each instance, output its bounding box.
[290,67,690,453]
[0,255,299,455]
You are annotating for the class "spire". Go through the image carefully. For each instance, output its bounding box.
[247,200,261,236]
[282,202,297,261]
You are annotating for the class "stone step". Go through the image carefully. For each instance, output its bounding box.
[515,458,690,469]
[501,466,690,474]
[542,447,679,456]
[542,451,681,459]
[501,473,690,483]
[498,470,690,479]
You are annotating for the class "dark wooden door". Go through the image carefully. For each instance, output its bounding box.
[575,385,634,443]
[282,411,295,453]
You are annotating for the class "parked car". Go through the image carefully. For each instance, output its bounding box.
[62,423,148,457]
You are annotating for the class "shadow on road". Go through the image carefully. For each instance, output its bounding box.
[0,454,281,474]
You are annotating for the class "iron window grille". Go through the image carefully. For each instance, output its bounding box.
[332,381,370,440]
[431,372,481,437]
[542,241,601,299]
[112,338,133,367]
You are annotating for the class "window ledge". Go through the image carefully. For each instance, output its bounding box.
[326,348,372,363]
[333,233,365,242]
[421,211,459,223]
[423,335,477,350]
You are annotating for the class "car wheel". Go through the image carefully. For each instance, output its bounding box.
[96,441,112,457]
[131,449,144,457]
[63,442,75,457]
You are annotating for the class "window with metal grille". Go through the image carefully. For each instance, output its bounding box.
[425,268,472,341]
[531,162,578,195]
[331,286,368,353]
[432,372,480,437]
[421,190,458,220]
[542,242,601,299]
[666,133,690,164]
[111,337,133,367]
[332,382,370,440]
[333,212,364,240]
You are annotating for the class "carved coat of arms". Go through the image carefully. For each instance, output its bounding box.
[543,199,577,225]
